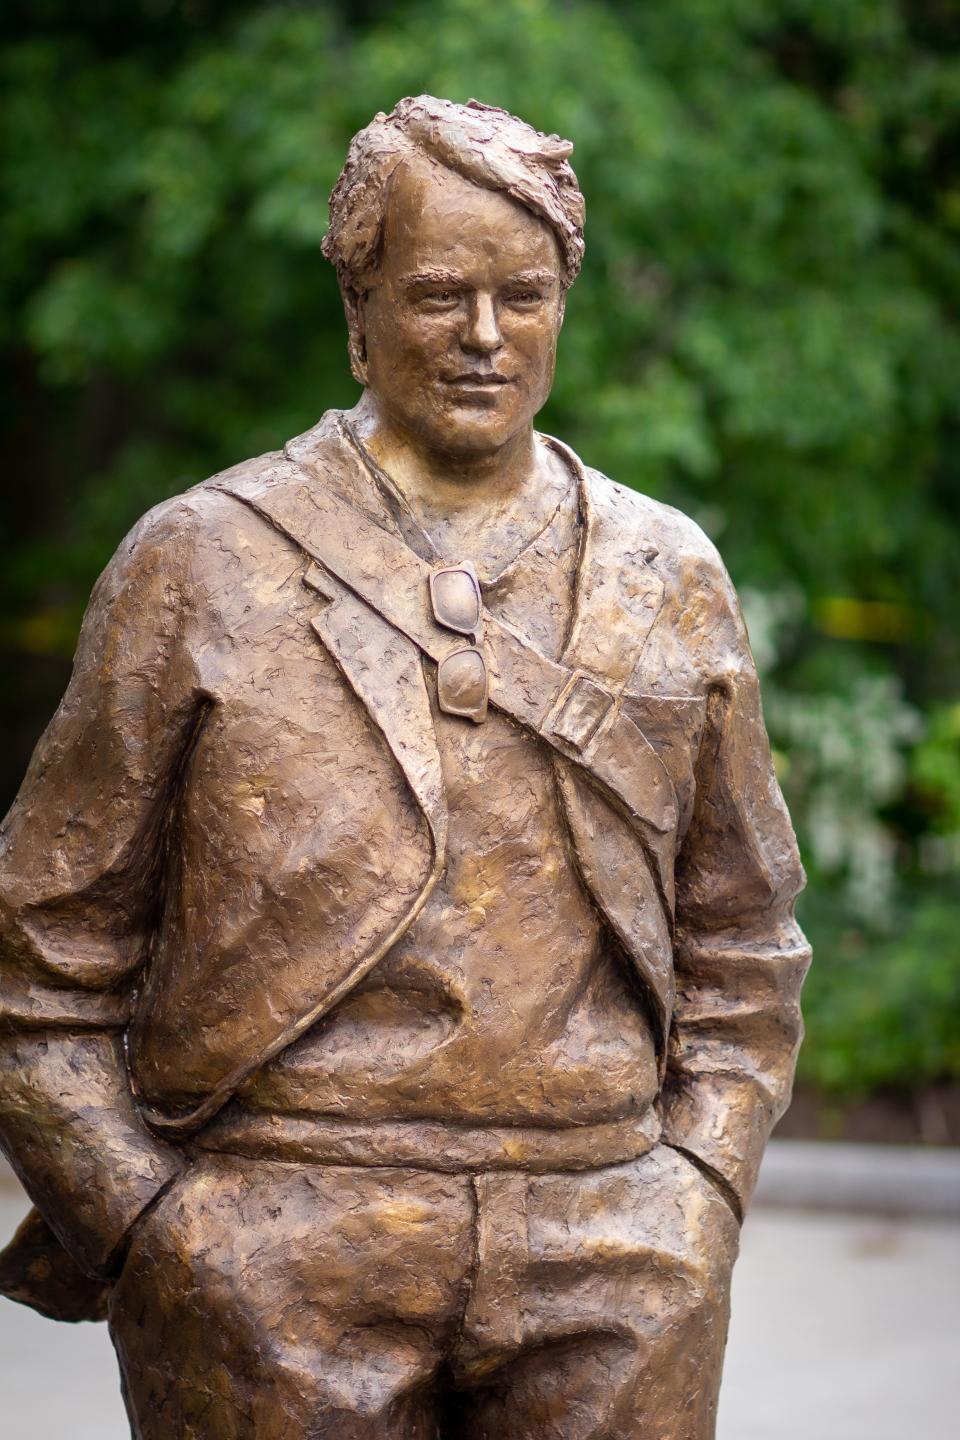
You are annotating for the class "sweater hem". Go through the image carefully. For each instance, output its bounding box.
[193,1106,662,1173]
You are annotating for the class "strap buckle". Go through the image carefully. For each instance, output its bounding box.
[544,671,617,754]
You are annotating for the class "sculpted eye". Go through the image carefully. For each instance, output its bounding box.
[505,290,544,307]
[418,289,461,308]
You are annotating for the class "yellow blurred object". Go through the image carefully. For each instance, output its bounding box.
[814,597,916,643]
[0,608,82,660]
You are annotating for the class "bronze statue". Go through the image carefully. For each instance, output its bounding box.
[0,96,810,1437]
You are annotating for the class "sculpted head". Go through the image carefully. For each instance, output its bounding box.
[322,96,585,459]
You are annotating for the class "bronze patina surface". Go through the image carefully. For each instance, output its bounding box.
[0,96,810,1438]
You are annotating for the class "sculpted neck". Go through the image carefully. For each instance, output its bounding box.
[344,392,571,572]
[347,391,540,518]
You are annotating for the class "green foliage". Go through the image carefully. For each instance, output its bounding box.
[799,889,960,1096]
[912,704,960,838]
[1,0,958,1099]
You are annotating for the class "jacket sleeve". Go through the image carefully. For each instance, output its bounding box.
[0,499,208,1277]
[659,548,811,1220]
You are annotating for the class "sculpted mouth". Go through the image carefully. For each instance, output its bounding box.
[443,372,512,385]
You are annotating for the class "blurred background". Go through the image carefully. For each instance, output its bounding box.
[0,1,958,1434]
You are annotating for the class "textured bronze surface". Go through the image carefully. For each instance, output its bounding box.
[0,95,810,1437]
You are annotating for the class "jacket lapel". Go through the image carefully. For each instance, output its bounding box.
[215,418,448,870]
[542,439,676,1065]
[293,423,447,865]
[544,437,665,691]
[307,570,447,867]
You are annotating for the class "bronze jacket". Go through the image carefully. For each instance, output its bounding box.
[0,412,810,1317]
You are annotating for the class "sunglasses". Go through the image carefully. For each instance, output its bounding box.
[429,563,488,724]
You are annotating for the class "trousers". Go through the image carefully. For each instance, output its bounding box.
[108,1144,739,1439]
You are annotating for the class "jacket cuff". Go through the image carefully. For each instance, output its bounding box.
[0,1030,187,1278]
[659,1072,777,1217]
[0,1206,112,1321]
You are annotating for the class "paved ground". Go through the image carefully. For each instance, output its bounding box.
[719,1208,959,1438]
[0,1184,957,1438]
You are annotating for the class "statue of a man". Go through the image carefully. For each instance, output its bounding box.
[0,97,810,1438]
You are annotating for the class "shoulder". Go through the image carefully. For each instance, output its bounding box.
[580,462,749,673]
[97,446,301,606]
[582,463,733,591]
[543,431,742,614]
[91,411,359,625]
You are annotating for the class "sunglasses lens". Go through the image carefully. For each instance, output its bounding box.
[437,647,488,723]
[431,567,481,635]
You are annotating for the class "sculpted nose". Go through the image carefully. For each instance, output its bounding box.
[461,293,503,355]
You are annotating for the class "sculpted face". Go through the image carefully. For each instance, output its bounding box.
[357,155,565,460]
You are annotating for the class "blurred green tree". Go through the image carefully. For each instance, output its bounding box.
[1,0,958,1103]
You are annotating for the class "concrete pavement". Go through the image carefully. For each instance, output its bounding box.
[719,1208,959,1438]
[1,1176,957,1438]
[753,1138,960,1217]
